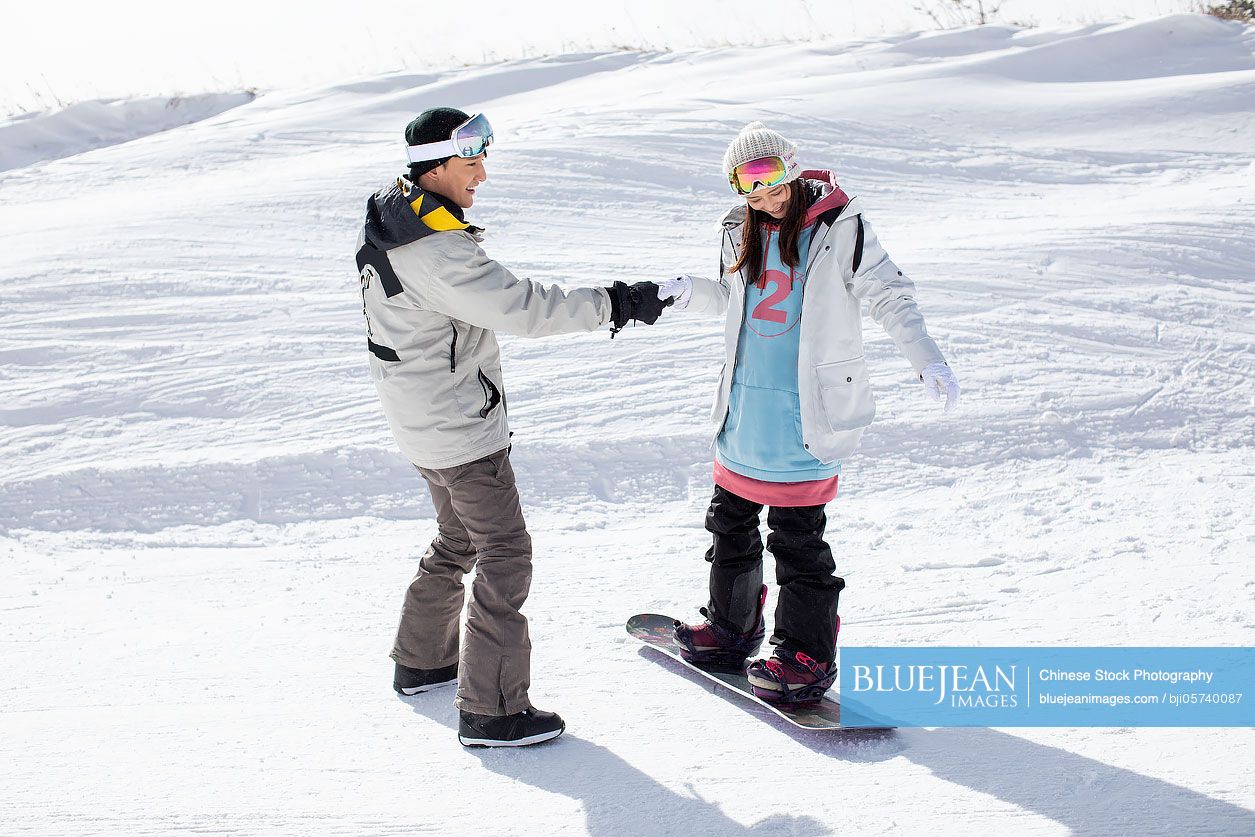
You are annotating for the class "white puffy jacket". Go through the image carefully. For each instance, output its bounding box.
[689,185,947,463]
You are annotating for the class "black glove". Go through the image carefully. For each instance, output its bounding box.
[606,281,673,335]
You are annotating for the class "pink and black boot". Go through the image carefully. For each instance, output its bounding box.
[746,616,841,704]
[673,585,768,667]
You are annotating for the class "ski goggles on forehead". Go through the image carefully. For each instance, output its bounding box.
[405,113,494,163]
[728,155,789,196]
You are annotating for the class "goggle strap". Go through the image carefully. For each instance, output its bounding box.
[405,139,459,164]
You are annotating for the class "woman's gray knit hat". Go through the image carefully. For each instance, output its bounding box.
[722,121,801,192]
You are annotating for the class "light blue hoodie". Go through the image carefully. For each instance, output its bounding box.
[716,218,842,483]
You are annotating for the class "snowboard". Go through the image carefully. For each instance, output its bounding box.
[627,613,893,731]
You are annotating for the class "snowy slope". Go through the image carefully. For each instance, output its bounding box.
[2,14,1254,835]
[0,0,1202,115]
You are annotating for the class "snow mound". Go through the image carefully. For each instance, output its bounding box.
[0,92,256,173]
[965,14,1255,82]
[882,14,1255,82]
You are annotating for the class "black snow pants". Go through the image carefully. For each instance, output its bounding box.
[704,485,845,664]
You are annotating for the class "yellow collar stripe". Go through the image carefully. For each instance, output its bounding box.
[420,204,470,231]
[408,192,469,232]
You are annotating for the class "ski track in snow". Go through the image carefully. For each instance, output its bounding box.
[2,15,1254,836]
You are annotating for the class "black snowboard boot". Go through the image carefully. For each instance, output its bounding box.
[458,707,566,748]
[393,661,457,696]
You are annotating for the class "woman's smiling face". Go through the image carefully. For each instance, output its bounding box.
[745,183,789,219]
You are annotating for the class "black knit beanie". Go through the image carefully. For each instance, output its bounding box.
[405,107,471,179]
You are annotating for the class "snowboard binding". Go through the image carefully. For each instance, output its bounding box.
[746,625,840,706]
[749,664,839,706]
[672,584,768,668]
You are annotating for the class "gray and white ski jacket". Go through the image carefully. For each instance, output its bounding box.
[356,177,613,469]
[688,172,947,463]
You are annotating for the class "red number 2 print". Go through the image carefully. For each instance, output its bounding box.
[752,275,790,324]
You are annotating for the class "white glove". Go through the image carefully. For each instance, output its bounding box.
[921,361,960,412]
[655,275,694,311]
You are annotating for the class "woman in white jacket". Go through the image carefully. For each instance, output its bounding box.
[664,122,960,704]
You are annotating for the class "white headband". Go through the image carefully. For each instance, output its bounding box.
[405,139,459,164]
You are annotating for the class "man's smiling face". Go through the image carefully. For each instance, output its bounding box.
[421,153,487,209]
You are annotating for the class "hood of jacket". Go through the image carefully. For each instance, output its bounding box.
[719,169,850,231]
[362,176,482,252]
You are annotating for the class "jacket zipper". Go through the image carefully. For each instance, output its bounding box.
[449,323,458,373]
[803,221,837,276]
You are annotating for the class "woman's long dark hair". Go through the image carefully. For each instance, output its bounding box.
[728,180,808,287]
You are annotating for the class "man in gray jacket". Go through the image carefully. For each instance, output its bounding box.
[356,108,669,747]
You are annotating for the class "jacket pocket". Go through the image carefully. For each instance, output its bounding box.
[477,368,503,418]
[815,356,876,432]
[368,338,400,363]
